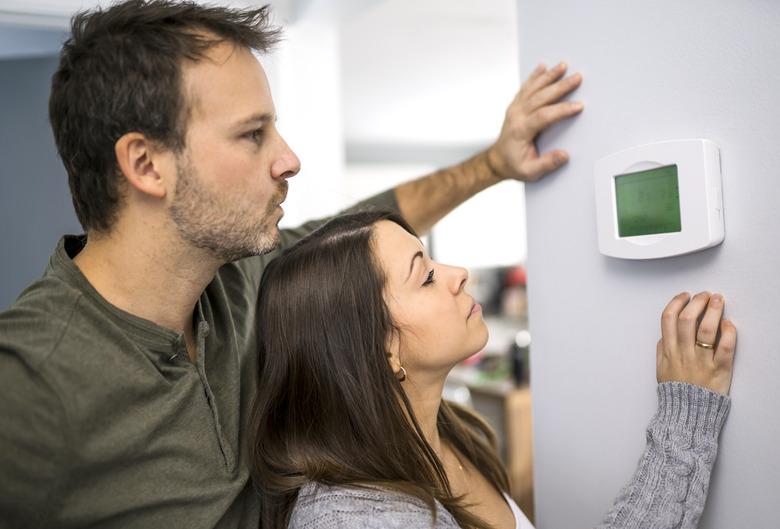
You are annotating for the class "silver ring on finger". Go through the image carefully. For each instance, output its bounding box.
[695,340,715,350]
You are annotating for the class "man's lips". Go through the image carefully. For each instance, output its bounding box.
[273,182,289,207]
[276,180,288,204]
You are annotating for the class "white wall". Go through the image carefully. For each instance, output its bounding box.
[519,1,780,527]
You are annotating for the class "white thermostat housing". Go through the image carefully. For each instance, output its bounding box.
[594,139,724,259]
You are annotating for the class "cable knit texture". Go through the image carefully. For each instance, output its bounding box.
[290,484,460,528]
[289,382,730,529]
[597,381,730,529]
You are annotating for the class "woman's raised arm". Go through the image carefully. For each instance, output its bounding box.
[597,292,737,529]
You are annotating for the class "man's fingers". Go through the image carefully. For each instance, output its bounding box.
[527,63,547,82]
[677,292,711,349]
[528,73,583,113]
[521,61,568,100]
[696,294,724,351]
[525,101,584,136]
[661,292,690,352]
[520,150,569,181]
[515,64,547,101]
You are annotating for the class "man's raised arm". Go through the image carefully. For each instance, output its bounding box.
[395,62,583,235]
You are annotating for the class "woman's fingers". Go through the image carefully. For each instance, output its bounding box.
[677,292,711,350]
[696,293,724,352]
[714,319,737,371]
[661,292,691,352]
[657,291,736,396]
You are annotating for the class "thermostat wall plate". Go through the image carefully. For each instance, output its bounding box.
[594,139,724,260]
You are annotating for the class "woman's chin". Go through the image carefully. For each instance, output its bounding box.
[474,326,490,352]
[456,339,489,366]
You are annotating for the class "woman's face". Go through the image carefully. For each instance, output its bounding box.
[372,220,489,380]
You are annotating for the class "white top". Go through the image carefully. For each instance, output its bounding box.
[503,492,535,529]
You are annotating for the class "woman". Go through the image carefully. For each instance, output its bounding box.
[249,210,736,529]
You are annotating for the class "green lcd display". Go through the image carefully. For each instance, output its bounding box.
[614,164,682,237]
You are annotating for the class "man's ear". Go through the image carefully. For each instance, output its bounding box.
[114,132,168,199]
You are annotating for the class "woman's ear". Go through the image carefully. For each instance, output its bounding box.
[386,328,403,375]
[114,132,169,199]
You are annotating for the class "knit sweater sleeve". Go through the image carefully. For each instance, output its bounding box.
[597,381,731,529]
[288,483,460,529]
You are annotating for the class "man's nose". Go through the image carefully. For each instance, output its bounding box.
[272,136,301,180]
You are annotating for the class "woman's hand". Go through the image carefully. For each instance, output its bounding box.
[657,292,737,396]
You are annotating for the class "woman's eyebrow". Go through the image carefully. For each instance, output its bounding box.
[406,251,423,283]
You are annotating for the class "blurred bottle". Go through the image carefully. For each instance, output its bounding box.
[501,265,527,318]
[510,329,531,385]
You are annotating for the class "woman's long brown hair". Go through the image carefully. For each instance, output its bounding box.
[248,210,510,528]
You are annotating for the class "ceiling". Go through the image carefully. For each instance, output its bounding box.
[340,0,519,145]
[0,0,521,146]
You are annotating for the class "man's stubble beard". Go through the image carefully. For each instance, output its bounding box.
[169,156,287,263]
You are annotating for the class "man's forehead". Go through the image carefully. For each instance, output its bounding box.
[181,42,274,124]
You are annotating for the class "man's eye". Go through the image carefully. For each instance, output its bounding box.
[245,129,264,143]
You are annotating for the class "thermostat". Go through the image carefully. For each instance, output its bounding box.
[594,139,724,260]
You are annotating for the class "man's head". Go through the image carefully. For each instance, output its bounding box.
[49,0,300,260]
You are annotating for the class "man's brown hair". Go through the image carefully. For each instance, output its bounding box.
[49,0,281,232]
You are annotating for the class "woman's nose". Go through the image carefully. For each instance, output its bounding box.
[448,265,469,294]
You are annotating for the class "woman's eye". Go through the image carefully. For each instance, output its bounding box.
[422,269,435,286]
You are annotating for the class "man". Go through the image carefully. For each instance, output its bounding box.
[0,1,582,527]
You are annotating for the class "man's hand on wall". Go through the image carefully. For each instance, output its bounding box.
[487,61,583,183]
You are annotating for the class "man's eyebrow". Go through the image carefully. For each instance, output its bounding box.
[235,112,276,128]
[406,251,423,283]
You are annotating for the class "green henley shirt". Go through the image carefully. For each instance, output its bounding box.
[0,190,399,529]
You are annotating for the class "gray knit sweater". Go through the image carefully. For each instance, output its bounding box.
[288,382,730,529]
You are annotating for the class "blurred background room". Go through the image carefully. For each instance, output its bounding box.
[4,2,779,528]
[0,0,535,520]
